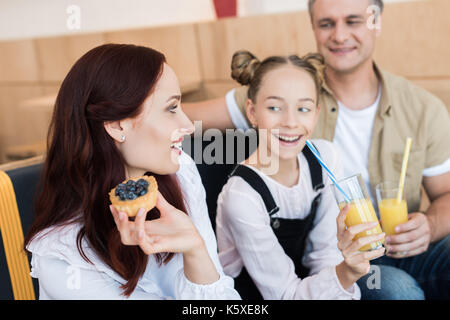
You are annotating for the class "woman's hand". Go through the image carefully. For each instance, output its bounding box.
[110,191,220,284]
[109,191,204,255]
[335,204,386,288]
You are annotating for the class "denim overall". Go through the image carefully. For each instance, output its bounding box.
[229,146,324,300]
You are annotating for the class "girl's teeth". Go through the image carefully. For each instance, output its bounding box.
[277,135,300,142]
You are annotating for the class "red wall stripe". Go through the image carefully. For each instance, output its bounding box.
[213,0,237,19]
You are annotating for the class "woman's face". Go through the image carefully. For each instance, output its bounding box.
[247,65,320,162]
[106,63,194,178]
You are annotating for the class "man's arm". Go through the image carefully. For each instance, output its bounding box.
[422,171,450,242]
[182,97,234,132]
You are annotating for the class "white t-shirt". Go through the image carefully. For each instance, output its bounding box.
[216,139,360,300]
[26,152,241,300]
[225,88,450,205]
[332,87,381,203]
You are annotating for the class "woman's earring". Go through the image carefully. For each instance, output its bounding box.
[121,135,126,142]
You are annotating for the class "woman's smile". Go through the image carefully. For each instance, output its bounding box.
[170,137,184,156]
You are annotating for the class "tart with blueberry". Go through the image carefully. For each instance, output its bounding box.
[109,175,157,217]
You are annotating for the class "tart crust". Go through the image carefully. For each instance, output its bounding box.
[109,175,158,217]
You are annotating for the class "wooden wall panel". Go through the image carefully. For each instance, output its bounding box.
[104,25,202,85]
[196,11,316,81]
[0,40,40,82]
[374,0,450,78]
[0,86,44,142]
[0,85,45,161]
[200,80,237,99]
[34,33,106,82]
[0,84,60,162]
[410,79,450,113]
[182,80,237,102]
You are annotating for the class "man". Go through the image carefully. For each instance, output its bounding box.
[183,0,450,299]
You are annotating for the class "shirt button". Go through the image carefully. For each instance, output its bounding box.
[331,107,337,112]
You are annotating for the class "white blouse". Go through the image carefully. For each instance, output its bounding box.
[216,139,361,300]
[26,152,241,300]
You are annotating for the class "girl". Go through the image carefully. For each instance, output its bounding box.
[24,44,241,300]
[216,51,385,299]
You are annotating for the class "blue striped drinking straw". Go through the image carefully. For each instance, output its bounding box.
[305,140,351,203]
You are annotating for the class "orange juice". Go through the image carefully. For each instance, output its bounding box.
[378,198,408,236]
[339,198,384,251]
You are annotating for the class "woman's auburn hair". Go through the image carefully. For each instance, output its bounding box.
[24,43,188,297]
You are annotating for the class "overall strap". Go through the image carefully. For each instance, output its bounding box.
[302,145,324,192]
[228,165,279,217]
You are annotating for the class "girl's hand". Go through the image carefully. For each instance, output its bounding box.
[336,205,385,285]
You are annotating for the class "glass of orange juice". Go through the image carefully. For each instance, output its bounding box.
[333,174,384,251]
[375,182,409,236]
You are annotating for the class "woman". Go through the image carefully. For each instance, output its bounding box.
[24,43,241,300]
[216,50,386,299]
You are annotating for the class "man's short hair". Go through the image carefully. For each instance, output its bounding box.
[308,0,384,21]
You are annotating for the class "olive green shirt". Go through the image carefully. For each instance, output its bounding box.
[232,65,450,212]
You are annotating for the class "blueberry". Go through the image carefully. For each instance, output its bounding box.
[137,179,149,187]
[127,186,136,193]
[127,192,137,200]
[136,186,143,194]
[119,194,127,201]
[139,189,147,196]
[126,180,135,187]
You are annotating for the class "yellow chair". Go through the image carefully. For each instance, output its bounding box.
[0,156,43,300]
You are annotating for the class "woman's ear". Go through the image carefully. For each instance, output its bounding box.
[245,99,257,128]
[104,120,126,143]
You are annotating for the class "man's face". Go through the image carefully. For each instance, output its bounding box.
[311,0,381,74]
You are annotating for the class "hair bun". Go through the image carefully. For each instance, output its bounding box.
[231,50,261,86]
[302,53,325,87]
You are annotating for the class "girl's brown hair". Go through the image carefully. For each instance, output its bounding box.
[24,43,187,297]
[231,50,325,103]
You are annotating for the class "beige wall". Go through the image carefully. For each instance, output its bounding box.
[0,0,449,163]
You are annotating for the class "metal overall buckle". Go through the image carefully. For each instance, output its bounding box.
[269,206,280,229]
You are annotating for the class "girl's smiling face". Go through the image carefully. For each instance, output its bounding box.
[105,63,194,178]
[246,65,321,161]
